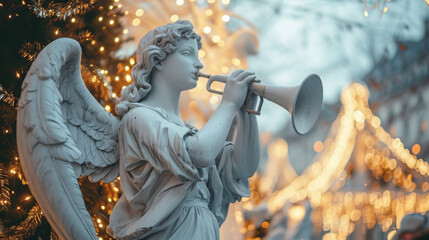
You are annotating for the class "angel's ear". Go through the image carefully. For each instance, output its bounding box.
[154,60,163,71]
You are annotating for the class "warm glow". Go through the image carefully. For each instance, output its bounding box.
[232,58,241,66]
[364,10,368,17]
[105,105,111,112]
[132,18,141,27]
[222,15,230,22]
[71,18,76,23]
[114,37,120,43]
[198,50,206,58]
[288,205,306,222]
[313,141,324,152]
[98,17,103,22]
[135,9,144,17]
[100,47,105,52]
[221,66,229,73]
[176,0,184,6]
[126,74,132,82]
[130,58,135,65]
[170,14,179,22]
[412,144,421,155]
[205,9,213,16]
[207,0,216,3]
[212,35,221,43]
[109,20,114,25]
[221,0,230,4]
[123,29,129,34]
[125,66,130,71]
[203,26,212,34]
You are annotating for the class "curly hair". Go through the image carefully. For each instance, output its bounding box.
[116,20,202,117]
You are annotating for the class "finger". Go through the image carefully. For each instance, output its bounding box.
[240,75,257,85]
[236,71,255,82]
[230,69,245,78]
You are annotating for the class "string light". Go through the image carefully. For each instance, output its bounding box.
[135,9,144,16]
[170,14,179,22]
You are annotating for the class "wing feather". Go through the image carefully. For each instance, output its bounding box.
[17,38,120,239]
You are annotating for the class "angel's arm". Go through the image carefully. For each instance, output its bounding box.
[185,70,257,168]
[185,101,236,168]
[230,110,260,179]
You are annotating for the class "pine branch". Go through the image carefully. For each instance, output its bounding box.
[30,0,97,20]
[19,42,44,62]
[1,205,44,239]
[0,85,18,109]
[0,164,11,211]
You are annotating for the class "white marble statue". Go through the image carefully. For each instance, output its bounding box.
[17,20,260,240]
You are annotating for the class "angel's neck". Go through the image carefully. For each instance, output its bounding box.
[140,79,181,117]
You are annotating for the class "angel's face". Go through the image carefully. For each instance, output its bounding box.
[157,38,203,91]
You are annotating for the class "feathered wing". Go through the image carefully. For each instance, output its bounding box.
[16,38,120,240]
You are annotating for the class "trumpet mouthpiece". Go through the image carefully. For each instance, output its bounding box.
[197,72,211,79]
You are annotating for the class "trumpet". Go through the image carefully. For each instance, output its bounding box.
[197,72,323,135]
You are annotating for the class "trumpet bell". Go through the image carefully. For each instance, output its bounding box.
[263,74,323,135]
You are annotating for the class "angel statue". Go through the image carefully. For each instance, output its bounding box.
[17,20,260,240]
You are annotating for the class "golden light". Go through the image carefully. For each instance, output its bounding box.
[207,0,216,3]
[130,58,135,65]
[55,29,59,35]
[384,7,388,13]
[91,40,96,45]
[97,219,101,223]
[205,9,213,16]
[176,0,184,6]
[221,0,230,4]
[5,129,9,134]
[99,224,103,228]
[212,35,221,43]
[364,10,368,17]
[261,221,269,229]
[198,50,206,58]
[99,238,103,240]
[170,14,179,22]
[412,144,421,155]
[135,9,144,17]
[387,230,396,240]
[132,18,141,26]
[100,46,105,52]
[105,105,111,112]
[118,4,122,8]
[16,72,20,78]
[109,20,114,25]
[126,74,132,82]
[123,29,128,34]
[114,187,119,192]
[114,0,119,2]
[288,205,306,222]
[313,141,324,152]
[98,16,103,22]
[125,66,130,71]
[203,26,212,34]
[124,11,129,15]
[112,93,117,98]
[115,37,120,43]
[115,76,120,81]
[24,196,31,201]
[209,96,219,105]
[221,66,229,73]
[269,138,288,159]
[222,15,230,22]
[109,5,114,10]
[71,18,76,23]
[232,58,241,66]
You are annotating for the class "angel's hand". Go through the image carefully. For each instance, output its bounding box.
[221,70,257,111]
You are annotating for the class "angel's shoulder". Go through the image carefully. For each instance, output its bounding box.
[121,105,168,128]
